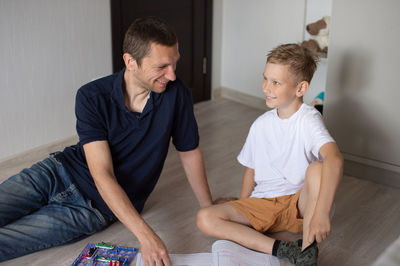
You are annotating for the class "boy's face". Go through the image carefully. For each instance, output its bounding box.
[262,63,306,116]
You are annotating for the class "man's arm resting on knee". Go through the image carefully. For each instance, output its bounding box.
[84,140,171,266]
[309,142,344,243]
[178,147,213,207]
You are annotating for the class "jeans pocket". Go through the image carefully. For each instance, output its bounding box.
[87,199,109,227]
[50,184,110,231]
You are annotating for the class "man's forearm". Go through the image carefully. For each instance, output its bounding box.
[83,141,157,242]
[92,172,171,265]
[179,147,213,207]
[92,173,155,241]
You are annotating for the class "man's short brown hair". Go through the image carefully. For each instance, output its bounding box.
[123,17,177,66]
[267,43,319,83]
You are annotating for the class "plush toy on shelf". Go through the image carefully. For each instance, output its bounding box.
[302,16,331,56]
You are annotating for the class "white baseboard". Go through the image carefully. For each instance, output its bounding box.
[211,87,222,100]
[343,153,400,174]
[344,158,400,188]
[342,152,400,188]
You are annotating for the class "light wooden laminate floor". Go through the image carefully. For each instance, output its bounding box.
[1,98,400,266]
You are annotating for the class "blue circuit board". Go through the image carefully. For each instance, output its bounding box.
[72,243,138,266]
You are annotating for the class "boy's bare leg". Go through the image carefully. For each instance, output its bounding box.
[197,202,304,264]
[197,203,275,253]
[298,161,323,250]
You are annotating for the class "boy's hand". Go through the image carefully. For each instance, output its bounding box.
[213,197,238,204]
[308,211,331,244]
[139,232,171,266]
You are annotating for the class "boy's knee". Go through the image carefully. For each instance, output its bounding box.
[196,207,215,233]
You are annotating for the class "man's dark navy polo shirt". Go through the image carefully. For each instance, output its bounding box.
[57,69,199,218]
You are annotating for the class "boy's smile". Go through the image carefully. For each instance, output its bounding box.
[262,63,307,118]
[265,95,277,103]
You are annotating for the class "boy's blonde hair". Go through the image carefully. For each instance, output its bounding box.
[267,43,319,83]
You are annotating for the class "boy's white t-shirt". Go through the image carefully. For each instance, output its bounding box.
[237,103,334,198]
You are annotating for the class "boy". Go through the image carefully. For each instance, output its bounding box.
[197,44,343,266]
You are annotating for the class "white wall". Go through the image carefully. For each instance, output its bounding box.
[0,0,112,161]
[324,0,400,169]
[215,0,306,99]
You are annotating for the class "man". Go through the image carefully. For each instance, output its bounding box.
[0,17,213,265]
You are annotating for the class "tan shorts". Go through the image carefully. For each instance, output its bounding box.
[228,190,303,234]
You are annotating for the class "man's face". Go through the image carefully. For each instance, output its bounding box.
[132,43,180,93]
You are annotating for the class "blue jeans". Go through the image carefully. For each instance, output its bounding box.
[0,155,113,261]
